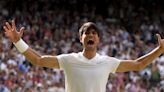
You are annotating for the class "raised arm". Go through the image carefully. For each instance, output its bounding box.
[3,20,60,69]
[116,34,164,72]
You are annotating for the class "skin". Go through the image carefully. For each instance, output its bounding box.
[3,20,164,72]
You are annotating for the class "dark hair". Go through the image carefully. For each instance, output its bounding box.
[79,22,100,36]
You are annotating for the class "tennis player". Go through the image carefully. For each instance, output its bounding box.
[3,20,164,92]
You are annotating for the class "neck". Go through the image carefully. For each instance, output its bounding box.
[82,49,97,59]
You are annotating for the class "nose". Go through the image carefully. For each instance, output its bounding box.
[88,32,94,36]
[89,31,96,36]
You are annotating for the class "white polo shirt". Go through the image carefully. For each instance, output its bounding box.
[57,52,120,92]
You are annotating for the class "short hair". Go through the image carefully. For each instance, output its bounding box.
[79,22,100,37]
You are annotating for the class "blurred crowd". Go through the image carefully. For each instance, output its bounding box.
[0,0,164,92]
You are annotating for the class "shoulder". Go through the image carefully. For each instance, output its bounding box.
[57,52,78,58]
[98,54,121,62]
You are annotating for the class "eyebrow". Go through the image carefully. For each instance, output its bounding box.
[84,29,97,33]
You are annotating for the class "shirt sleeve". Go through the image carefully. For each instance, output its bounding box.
[106,57,121,73]
[56,54,68,70]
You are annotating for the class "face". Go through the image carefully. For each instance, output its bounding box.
[80,29,100,51]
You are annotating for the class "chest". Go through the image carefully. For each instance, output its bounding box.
[64,58,110,80]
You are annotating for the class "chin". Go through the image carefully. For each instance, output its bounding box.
[85,46,96,51]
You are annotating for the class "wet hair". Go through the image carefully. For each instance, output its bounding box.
[79,22,100,37]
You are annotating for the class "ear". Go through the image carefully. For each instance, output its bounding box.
[80,36,82,43]
[97,37,100,44]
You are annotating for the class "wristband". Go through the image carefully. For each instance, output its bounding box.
[13,39,29,53]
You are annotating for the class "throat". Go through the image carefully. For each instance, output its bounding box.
[82,50,97,60]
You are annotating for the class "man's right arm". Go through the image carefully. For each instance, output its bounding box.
[23,48,60,69]
[3,20,60,69]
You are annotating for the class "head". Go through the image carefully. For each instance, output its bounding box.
[79,22,100,51]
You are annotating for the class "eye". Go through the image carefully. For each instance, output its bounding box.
[92,31,97,35]
[85,31,90,35]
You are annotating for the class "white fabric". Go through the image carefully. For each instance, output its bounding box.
[13,39,29,53]
[57,52,120,92]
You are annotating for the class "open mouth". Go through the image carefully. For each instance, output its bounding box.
[87,40,94,45]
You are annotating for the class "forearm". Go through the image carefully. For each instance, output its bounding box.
[4,20,59,68]
[136,46,163,69]
[13,38,41,66]
[14,38,59,68]
[23,48,41,66]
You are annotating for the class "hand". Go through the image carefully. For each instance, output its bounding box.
[3,20,25,43]
[156,34,164,52]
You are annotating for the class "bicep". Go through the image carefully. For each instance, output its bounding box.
[23,48,59,69]
[39,55,60,69]
[116,60,141,72]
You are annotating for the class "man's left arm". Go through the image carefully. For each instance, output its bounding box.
[116,34,164,72]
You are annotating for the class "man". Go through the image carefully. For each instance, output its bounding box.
[3,20,164,92]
